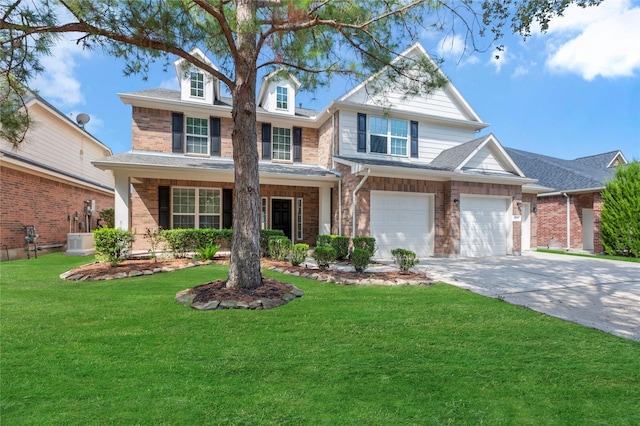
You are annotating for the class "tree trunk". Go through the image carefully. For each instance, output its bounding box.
[226,0,262,290]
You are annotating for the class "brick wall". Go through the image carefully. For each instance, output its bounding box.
[537,192,598,250]
[1,166,114,260]
[130,178,319,251]
[132,107,172,152]
[317,117,333,169]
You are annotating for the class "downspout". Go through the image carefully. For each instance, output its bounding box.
[352,168,371,239]
[563,192,570,250]
[338,180,342,236]
[329,108,341,235]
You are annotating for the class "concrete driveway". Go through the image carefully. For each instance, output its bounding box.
[416,251,640,342]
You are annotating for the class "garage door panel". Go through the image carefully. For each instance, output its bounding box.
[460,196,509,257]
[370,191,433,259]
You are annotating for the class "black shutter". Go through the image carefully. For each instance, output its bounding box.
[262,123,271,159]
[357,113,367,153]
[410,120,418,158]
[158,186,170,229]
[171,113,184,153]
[210,117,221,156]
[223,188,233,229]
[293,127,302,162]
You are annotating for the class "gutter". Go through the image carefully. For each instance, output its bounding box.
[352,168,371,238]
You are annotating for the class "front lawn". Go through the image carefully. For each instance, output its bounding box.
[537,248,640,263]
[1,253,639,425]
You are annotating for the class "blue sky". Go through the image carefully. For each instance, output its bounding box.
[30,0,640,161]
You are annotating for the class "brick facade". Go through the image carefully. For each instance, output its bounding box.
[332,163,523,257]
[537,192,600,251]
[129,178,319,251]
[1,166,113,260]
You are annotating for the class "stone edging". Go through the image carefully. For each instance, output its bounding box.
[59,260,214,281]
[266,266,435,286]
[175,284,304,311]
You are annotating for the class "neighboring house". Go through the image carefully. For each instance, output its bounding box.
[507,148,628,254]
[0,92,115,260]
[94,44,539,258]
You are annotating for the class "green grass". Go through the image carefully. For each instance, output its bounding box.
[2,253,639,425]
[537,248,640,263]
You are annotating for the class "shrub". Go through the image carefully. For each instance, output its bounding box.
[260,229,285,256]
[312,245,337,270]
[196,244,220,261]
[217,228,233,248]
[268,236,291,261]
[93,228,134,266]
[352,236,376,256]
[601,161,640,257]
[329,235,350,260]
[161,229,194,258]
[290,243,309,266]
[351,248,372,272]
[98,208,114,228]
[143,227,164,258]
[391,248,419,272]
[315,234,331,247]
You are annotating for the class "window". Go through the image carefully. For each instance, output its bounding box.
[272,127,291,161]
[296,198,303,240]
[186,117,209,154]
[276,86,288,109]
[190,71,204,98]
[369,116,408,156]
[261,198,268,230]
[172,187,221,229]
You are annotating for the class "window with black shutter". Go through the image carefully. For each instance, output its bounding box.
[210,117,221,156]
[171,113,184,153]
[262,123,271,159]
[293,127,302,162]
[410,120,418,158]
[357,113,367,153]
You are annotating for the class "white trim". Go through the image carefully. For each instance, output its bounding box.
[261,197,268,230]
[296,198,303,241]
[607,151,628,168]
[270,196,295,241]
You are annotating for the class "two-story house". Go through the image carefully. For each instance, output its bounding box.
[94,43,538,258]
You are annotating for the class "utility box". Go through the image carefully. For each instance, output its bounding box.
[66,233,96,256]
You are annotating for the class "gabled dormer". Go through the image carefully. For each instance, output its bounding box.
[174,48,220,104]
[257,69,301,116]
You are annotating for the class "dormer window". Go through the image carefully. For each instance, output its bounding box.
[276,86,288,110]
[190,71,204,98]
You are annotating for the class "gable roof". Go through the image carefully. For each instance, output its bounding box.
[431,134,525,177]
[505,148,627,193]
[336,42,484,125]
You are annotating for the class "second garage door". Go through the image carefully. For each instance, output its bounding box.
[370,191,433,259]
[460,196,510,257]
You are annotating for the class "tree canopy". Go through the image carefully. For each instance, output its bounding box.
[1,0,603,289]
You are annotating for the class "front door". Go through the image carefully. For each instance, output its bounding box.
[582,208,594,251]
[521,202,531,251]
[272,199,292,240]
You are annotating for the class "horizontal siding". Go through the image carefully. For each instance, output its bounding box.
[339,110,475,163]
[463,146,506,172]
[2,104,114,189]
[345,85,469,121]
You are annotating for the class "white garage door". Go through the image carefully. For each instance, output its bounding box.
[460,196,510,257]
[370,191,433,259]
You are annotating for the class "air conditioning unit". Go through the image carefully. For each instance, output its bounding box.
[66,233,96,256]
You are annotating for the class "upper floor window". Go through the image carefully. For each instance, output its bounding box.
[190,71,204,98]
[369,116,408,156]
[272,127,291,161]
[186,117,209,154]
[276,86,288,110]
[172,187,221,229]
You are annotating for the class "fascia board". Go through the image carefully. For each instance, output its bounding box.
[538,187,604,197]
[607,151,628,167]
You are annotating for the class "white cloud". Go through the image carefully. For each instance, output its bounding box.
[543,0,640,80]
[160,78,180,90]
[436,34,481,67]
[512,65,529,78]
[30,36,91,107]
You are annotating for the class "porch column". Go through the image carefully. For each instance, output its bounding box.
[318,185,331,235]
[114,173,130,231]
